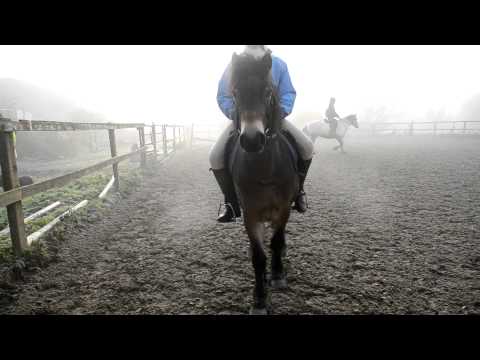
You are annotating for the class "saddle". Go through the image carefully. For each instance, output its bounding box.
[324,117,339,136]
[225,129,299,176]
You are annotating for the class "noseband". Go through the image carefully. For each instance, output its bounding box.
[232,85,278,143]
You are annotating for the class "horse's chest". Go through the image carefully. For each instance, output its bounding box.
[236,177,296,213]
[240,186,288,222]
[231,140,299,221]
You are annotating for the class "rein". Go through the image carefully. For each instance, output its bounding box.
[265,86,279,140]
[232,85,279,144]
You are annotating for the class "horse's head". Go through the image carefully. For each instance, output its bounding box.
[230,52,279,153]
[344,114,359,128]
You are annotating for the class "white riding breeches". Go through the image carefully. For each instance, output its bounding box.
[209,119,314,170]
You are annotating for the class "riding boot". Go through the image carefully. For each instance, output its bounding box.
[292,159,312,213]
[211,168,241,222]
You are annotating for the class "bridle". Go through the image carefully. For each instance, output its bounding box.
[232,84,278,144]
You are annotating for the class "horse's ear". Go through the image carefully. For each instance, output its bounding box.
[262,52,272,71]
[232,52,239,66]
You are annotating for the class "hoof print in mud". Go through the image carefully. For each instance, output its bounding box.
[118,275,140,293]
[10,260,26,282]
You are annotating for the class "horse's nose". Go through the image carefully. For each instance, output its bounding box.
[240,128,266,153]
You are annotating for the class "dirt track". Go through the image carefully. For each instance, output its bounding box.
[1,135,479,314]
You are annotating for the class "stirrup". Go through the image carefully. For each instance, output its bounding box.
[217,202,238,223]
[292,191,308,211]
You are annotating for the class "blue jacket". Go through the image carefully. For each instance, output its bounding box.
[217,55,297,120]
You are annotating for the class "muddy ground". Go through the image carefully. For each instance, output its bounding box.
[1,135,479,314]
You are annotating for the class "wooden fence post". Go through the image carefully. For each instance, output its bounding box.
[190,123,194,147]
[433,121,437,136]
[138,127,146,169]
[0,129,27,256]
[108,129,120,192]
[409,122,414,136]
[151,123,158,161]
[464,121,467,134]
[162,125,166,156]
[172,126,176,151]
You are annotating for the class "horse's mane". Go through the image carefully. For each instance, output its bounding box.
[269,89,282,134]
[342,114,357,124]
[231,53,271,83]
[231,53,282,133]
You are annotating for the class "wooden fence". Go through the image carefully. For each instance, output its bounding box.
[188,120,480,142]
[0,117,187,256]
[189,122,224,143]
[368,120,480,136]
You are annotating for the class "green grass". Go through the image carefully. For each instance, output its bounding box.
[0,160,144,259]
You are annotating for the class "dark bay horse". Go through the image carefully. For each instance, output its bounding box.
[227,52,300,314]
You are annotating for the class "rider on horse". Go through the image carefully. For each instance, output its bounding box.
[325,97,340,137]
[210,45,314,222]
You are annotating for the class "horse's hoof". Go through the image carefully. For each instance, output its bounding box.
[249,307,268,315]
[270,278,288,290]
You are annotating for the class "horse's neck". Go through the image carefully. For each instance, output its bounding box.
[337,119,350,137]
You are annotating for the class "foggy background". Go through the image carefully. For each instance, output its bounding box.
[1,45,480,160]
[2,45,480,125]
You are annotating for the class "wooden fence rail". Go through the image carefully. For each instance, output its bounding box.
[189,123,224,143]
[368,120,480,136]
[0,116,187,256]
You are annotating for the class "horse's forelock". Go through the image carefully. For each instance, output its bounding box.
[231,59,271,100]
[232,54,271,84]
[235,75,267,94]
[231,53,280,131]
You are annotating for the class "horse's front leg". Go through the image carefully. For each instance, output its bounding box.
[338,138,346,153]
[245,215,268,315]
[333,138,341,151]
[270,210,290,290]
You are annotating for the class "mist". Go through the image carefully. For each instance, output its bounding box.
[1,45,480,126]
[1,45,479,315]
